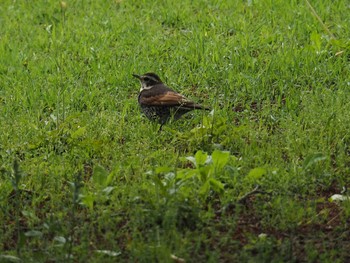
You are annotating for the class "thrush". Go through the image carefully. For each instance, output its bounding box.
[133,72,210,130]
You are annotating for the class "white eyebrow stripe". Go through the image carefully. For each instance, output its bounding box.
[140,86,154,92]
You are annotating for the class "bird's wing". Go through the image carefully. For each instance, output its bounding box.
[140,91,190,106]
[139,85,210,110]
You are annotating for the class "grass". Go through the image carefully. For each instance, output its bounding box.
[1,0,350,262]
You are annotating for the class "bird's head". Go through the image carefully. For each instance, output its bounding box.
[132,72,163,91]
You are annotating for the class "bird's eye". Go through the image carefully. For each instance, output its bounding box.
[143,77,150,81]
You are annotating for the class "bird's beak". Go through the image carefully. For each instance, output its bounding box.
[132,74,141,79]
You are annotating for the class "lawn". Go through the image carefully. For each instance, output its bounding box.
[1,0,350,262]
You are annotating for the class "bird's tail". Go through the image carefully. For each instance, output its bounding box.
[185,102,211,111]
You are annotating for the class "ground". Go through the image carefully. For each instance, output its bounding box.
[1,0,350,262]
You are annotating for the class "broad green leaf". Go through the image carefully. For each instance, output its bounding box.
[0,255,21,263]
[80,193,95,210]
[164,172,175,181]
[212,150,230,170]
[95,250,121,257]
[155,166,173,174]
[71,126,86,139]
[209,178,224,194]
[24,230,43,237]
[310,31,321,51]
[22,210,39,221]
[92,165,109,187]
[195,150,208,167]
[185,156,196,165]
[54,236,66,244]
[176,169,197,180]
[202,114,212,128]
[102,186,115,195]
[246,167,266,182]
[106,170,115,186]
[198,166,211,182]
[199,180,210,196]
[303,153,326,170]
[151,175,167,195]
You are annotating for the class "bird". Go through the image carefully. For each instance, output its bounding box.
[132,72,210,130]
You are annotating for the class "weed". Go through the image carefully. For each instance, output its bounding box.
[1,0,350,261]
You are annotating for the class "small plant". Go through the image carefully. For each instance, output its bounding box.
[178,150,231,197]
[79,165,115,210]
[1,0,349,261]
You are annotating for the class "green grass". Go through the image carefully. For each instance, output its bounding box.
[1,0,350,262]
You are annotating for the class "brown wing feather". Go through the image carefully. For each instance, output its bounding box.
[140,89,210,110]
[140,91,187,106]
